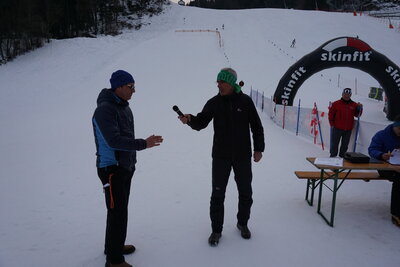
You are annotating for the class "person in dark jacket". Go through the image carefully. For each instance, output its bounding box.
[368,115,400,227]
[178,68,265,246]
[328,88,363,157]
[93,70,163,267]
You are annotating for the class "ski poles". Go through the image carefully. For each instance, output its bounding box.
[296,99,301,136]
[314,102,324,151]
[353,105,363,152]
[328,101,332,153]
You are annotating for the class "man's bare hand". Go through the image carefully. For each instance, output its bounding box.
[179,114,191,124]
[253,151,263,162]
[146,135,163,148]
[382,152,392,161]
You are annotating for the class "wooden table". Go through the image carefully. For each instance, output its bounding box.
[306,157,398,226]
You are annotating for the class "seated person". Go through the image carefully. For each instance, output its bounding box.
[368,115,400,227]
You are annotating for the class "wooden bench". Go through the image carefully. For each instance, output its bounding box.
[295,170,383,181]
[295,170,387,206]
[297,157,396,226]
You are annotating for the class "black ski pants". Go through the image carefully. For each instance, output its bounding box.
[330,127,352,158]
[378,170,400,217]
[98,165,134,264]
[210,158,253,233]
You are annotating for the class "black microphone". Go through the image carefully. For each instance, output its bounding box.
[172,105,184,117]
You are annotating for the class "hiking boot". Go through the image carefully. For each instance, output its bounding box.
[105,261,132,267]
[237,223,251,239]
[123,245,136,255]
[104,244,136,255]
[208,232,222,246]
[392,215,400,227]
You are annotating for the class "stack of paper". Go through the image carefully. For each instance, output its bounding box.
[389,149,400,165]
[314,157,343,167]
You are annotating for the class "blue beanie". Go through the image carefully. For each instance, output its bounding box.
[110,70,135,89]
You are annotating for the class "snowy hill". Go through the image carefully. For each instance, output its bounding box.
[0,3,400,267]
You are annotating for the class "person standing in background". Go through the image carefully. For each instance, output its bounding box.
[329,88,363,158]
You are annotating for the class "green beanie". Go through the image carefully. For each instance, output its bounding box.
[217,70,241,93]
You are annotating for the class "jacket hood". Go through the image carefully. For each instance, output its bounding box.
[384,124,395,136]
[96,88,128,107]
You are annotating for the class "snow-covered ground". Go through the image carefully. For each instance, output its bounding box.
[0,3,400,267]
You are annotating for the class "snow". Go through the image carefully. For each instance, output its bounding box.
[1,2,400,267]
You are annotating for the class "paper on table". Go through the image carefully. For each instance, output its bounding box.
[388,149,400,165]
[314,157,343,167]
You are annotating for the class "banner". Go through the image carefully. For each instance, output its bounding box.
[273,36,400,120]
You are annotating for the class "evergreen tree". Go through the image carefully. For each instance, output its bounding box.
[0,0,168,64]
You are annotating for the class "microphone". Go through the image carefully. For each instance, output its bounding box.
[172,105,184,117]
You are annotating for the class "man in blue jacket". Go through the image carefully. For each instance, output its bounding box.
[93,70,163,267]
[368,115,400,227]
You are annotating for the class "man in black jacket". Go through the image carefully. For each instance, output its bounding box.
[93,70,163,267]
[178,68,265,246]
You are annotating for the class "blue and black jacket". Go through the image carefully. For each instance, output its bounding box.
[368,124,400,160]
[92,89,147,171]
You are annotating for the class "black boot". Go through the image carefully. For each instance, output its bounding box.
[237,223,251,239]
[392,215,400,227]
[122,245,136,255]
[104,244,136,255]
[105,261,132,267]
[208,232,221,246]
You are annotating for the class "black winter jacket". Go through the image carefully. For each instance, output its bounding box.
[92,89,147,171]
[188,91,265,160]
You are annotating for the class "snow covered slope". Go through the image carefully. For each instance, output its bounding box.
[0,3,399,267]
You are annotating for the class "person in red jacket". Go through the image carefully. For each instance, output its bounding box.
[328,88,363,157]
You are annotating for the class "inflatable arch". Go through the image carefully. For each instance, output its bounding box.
[273,37,400,120]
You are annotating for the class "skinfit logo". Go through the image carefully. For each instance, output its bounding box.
[321,51,372,62]
[281,66,307,105]
[386,66,400,91]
